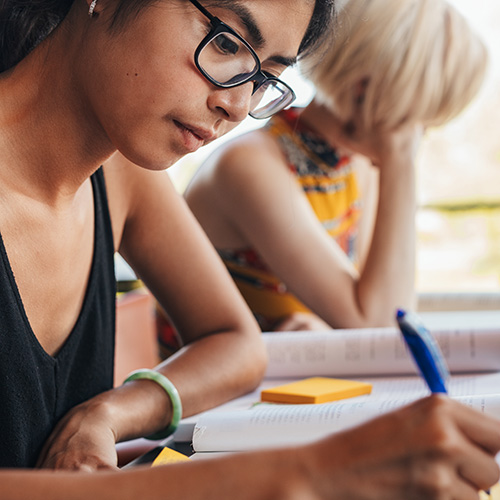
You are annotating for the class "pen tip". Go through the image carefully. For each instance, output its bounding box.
[396,309,405,319]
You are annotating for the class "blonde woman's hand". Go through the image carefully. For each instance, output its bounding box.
[353,121,424,170]
[337,113,424,169]
[274,312,333,331]
[304,99,424,169]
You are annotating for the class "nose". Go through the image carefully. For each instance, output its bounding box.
[208,83,254,123]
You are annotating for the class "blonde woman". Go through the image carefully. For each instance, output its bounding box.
[184,0,488,333]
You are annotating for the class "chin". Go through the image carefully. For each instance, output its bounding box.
[120,149,182,172]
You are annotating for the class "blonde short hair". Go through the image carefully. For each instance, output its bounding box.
[300,0,488,129]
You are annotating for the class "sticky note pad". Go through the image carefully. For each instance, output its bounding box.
[152,447,191,467]
[261,377,372,404]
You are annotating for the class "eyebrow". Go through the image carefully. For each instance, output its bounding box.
[222,3,298,68]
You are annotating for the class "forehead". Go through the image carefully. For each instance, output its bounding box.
[210,0,314,62]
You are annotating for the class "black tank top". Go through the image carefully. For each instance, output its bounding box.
[0,168,116,467]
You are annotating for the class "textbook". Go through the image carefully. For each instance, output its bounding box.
[173,321,500,444]
[262,325,500,378]
[191,374,500,453]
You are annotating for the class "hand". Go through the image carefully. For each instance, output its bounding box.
[304,99,423,169]
[335,112,423,169]
[274,312,332,331]
[342,119,423,170]
[303,395,500,499]
[36,398,119,471]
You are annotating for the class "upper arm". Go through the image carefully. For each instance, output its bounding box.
[105,154,258,344]
[203,133,363,328]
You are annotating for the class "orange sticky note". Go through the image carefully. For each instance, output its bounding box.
[152,447,191,466]
[261,377,372,404]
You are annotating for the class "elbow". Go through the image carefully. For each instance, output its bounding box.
[347,307,398,329]
[243,332,268,392]
[348,286,415,328]
[234,325,268,393]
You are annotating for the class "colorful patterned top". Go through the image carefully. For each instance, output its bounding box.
[218,108,361,331]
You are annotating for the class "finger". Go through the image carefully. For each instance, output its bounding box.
[409,460,477,500]
[451,475,488,500]
[78,462,119,472]
[453,401,500,455]
[274,316,304,331]
[35,431,58,468]
[457,440,500,492]
[35,415,72,467]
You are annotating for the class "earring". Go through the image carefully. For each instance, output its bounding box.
[88,0,98,17]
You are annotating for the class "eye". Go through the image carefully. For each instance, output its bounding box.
[214,34,240,56]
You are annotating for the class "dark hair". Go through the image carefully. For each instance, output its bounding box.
[200,0,336,59]
[0,1,72,72]
[0,0,335,72]
[298,0,335,58]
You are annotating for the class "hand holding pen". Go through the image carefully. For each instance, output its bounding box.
[396,308,492,497]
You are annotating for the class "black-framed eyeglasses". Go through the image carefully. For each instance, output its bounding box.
[188,0,296,119]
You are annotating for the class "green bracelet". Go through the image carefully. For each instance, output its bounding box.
[123,369,183,440]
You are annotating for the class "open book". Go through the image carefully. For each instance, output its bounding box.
[262,325,500,378]
[180,322,500,453]
[192,390,500,452]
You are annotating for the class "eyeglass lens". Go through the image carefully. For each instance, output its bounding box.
[198,32,293,118]
[250,80,295,119]
[198,32,258,86]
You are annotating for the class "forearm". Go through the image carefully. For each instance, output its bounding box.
[104,327,267,443]
[354,156,416,325]
[2,448,305,500]
[290,158,416,329]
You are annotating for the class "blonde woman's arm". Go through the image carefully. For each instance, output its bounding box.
[187,120,418,330]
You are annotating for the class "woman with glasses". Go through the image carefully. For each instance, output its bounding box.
[1,0,499,498]
[184,0,488,333]
[0,0,328,470]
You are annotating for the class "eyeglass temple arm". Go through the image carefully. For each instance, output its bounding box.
[188,0,216,22]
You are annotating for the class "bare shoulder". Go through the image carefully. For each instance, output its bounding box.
[216,129,285,178]
[189,129,289,199]
[102,153,178,248]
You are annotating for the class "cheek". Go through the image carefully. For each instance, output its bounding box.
[97,18,198,108]
[90,40,195,124]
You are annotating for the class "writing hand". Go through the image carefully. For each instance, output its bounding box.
[302,395,500,499]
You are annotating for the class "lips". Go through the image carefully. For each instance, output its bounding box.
[173,120,217,153]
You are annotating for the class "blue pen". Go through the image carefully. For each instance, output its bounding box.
[396,309,491,497]
[396,308,449,393]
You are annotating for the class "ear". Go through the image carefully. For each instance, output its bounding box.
[87,0,100,17]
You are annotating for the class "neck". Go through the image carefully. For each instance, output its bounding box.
[0,6,115,204]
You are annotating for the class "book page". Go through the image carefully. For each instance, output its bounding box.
[173,378,296,442]
[192,390,500,453]
[175,371,500,444]
[263,327,500,378]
